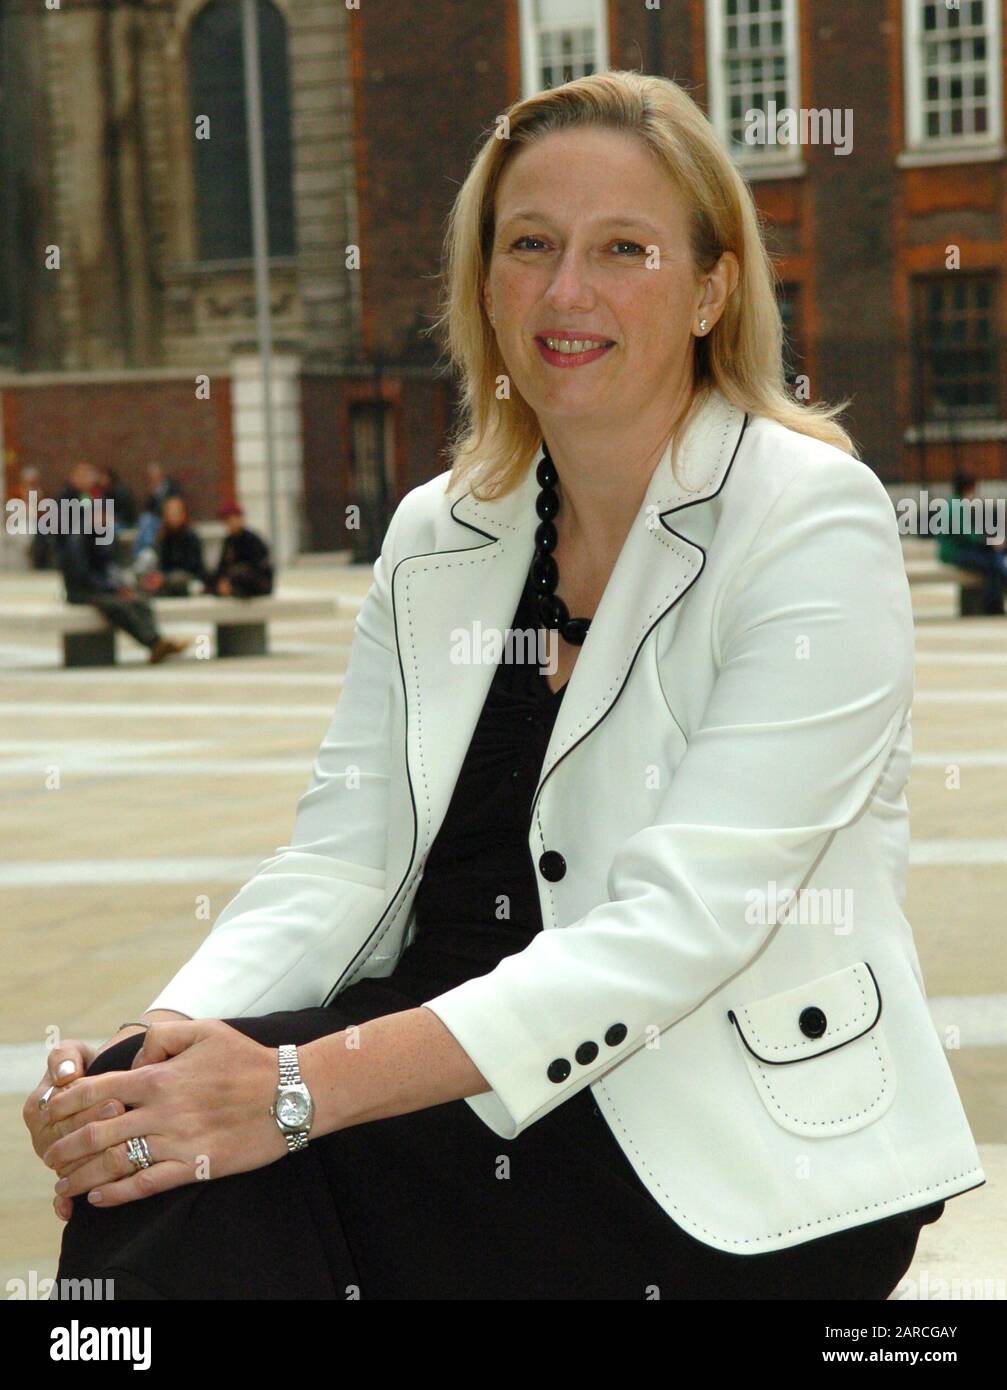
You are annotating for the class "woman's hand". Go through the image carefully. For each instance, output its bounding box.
[23,1010,192,1220]
[40,1020,287,1208]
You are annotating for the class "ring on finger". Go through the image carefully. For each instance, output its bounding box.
[125,1136,153,1170]
[38,1084,56,1112]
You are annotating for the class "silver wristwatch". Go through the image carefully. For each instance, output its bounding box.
[269,1044,314,1153]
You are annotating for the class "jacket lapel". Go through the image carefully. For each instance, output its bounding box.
[391,387,749,850]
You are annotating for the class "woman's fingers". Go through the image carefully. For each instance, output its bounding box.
[54,1135,162,1200]
[87,1159,195,1209]
[46,1040,96,1087]
[50,1100,127,1156]
[23,1037,100,1155]
[52,1132,196,1210]
[22,1079,52,1153]
[42,1066,148,1132]
[25,1069,133,1165]
[43,1092,160,1175]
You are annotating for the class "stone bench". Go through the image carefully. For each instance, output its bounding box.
[5,594,339,666]
[904,558,1004,617]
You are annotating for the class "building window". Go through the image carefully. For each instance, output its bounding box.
[519,0,608,98]
[188,0,295,262]
[705,0,802,173]
[902,0,1003,156]
[911,274,1000,420]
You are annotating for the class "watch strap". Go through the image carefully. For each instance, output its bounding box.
[275,1044,311,1153]
[278,1042,301,1087]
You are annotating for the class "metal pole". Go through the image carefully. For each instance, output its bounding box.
[240,0,280,562]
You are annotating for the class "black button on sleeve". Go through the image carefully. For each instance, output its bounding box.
[538,850,566,881]
[547,1057,571,1083]
[604,1023,628,1046]
[574,1041,599,1065]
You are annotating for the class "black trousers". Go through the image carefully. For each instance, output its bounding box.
[54,980,942,1301]
[953,546,1007,612]
[158,570,199,598]
[222,561,273,597]
[66,590,159,649]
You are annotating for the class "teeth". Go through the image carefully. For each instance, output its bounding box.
[543,337,609,354]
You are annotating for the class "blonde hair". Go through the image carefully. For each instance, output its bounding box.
[429,69,855,501]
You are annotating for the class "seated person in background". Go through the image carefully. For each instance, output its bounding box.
[55,462,189,663]
[95,465,138,528]
[14,465,55,570]
[938,472,1007,614]
[131,462,183,562]
[94,464,138,569]
[205,503,274,597]
[137,496,208,597]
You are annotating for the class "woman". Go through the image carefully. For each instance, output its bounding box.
[137,495,207,597]
[27,71,982,1300]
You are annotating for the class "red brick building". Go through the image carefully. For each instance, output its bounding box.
[1,0,1004,561]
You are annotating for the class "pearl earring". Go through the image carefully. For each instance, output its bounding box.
[698,318,709,333]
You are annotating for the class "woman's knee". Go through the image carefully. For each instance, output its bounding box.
[86,1033,146,1076]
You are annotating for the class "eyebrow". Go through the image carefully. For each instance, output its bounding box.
[497,209,666,239]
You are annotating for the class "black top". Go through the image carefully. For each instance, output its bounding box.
[210,528,274,586]
[393,563,565,997]
[157,527,207,582]
[55,487,118,597]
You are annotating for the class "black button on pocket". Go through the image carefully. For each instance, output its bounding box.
[538,850,566,881]
[798,1006,827,1039]
[604,1023,627,1046]
[575,1041,599,1065]
[547,1057,571,1083]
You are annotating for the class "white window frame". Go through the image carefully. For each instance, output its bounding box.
[519,0,609,100]
[909,270,1002,426]
[898,0,1004,167]
[705,0,805,181]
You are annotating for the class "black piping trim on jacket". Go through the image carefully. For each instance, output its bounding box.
[321,515,499,1005]
[321,411,750,1004]
[526,410,750,825]
[726,960,884,1065]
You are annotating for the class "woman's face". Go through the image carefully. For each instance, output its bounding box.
[484,128,725,429]
[162,497,186,528]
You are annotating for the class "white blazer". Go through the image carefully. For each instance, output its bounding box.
[148,385,985,1254]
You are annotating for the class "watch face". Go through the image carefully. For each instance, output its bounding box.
[276,1090,310,1128]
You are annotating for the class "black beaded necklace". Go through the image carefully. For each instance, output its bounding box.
[531,440,592,646]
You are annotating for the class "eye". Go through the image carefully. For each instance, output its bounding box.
[508,236,647,254]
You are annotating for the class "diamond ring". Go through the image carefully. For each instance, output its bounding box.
[125,1136,153,1170]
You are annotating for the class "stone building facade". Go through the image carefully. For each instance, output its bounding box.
[1,1,1005,565]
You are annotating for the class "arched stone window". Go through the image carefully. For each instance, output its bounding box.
[189,0,295,260]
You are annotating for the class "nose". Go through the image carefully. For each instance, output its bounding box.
[544,246,597,313]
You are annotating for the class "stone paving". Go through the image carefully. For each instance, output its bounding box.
[1,553,1004,1299]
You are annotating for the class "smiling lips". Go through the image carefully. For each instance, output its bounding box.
[535,333,616,368]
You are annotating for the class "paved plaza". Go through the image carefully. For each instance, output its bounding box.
[2,554,1004,1298]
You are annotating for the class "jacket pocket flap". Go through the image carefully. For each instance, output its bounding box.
[728,961,881,1064]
